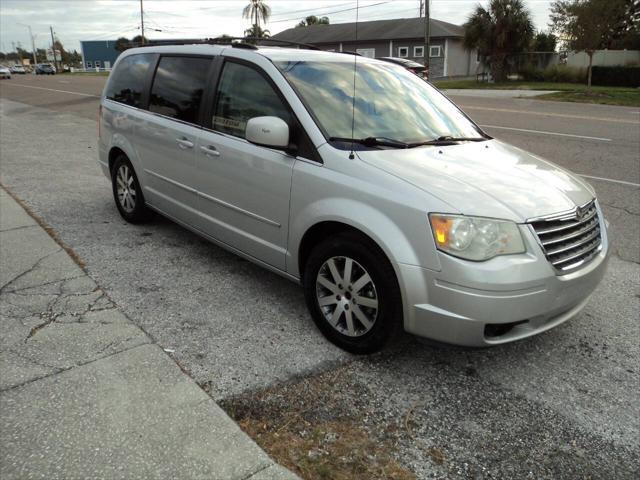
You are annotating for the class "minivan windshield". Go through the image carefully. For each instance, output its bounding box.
[274,59,485,146]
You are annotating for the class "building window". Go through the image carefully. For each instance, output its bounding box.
[95,61,101,68]
[430,46,442,58]
[398,46,408,58]
[414,46,424,58]
[86,61,92,68]
[355,48,375,58]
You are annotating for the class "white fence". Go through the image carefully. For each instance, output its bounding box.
[69,67,112,73]
[565,50,640,68]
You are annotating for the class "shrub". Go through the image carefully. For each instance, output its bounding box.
[591,66,640,87]
[519,64,545,81]
[542,65,586,83]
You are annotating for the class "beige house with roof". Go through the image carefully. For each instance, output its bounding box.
[273,17,481,78]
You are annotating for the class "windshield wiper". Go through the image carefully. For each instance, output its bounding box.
[328,136,410,149]
[410,135,488,147]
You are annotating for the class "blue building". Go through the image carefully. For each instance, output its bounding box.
[80,40,121,69]
[80,39,203,70]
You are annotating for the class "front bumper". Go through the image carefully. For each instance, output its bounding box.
[400,214,610,347]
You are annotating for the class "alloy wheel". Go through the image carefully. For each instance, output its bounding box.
[116,164,137,213]
[315,256,378,337]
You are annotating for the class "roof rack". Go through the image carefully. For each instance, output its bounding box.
[140,37,319,51]
[211,37,320,50]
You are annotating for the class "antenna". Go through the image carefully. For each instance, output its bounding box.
[348,0,360,160]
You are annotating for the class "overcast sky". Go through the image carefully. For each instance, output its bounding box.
[0,0,555,53]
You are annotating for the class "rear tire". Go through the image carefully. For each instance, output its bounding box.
[111,154,152,224]
[303,232,402,354]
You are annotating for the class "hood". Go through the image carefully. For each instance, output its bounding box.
[357,139,595,222]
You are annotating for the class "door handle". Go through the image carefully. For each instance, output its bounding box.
[200,145,220,157]
[176,137,194,149]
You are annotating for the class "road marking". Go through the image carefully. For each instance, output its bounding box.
[461,105,640,125]
[577,174,640,188]
[2,83,99,98]
[480,124,611,142]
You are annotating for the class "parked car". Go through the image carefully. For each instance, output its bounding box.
[9,65,26,74]
[35,63,55,75]
[98,46,609,353]
[378,56,428,79]
[0,66,11,79]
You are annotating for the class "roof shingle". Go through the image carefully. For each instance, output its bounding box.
[273,17,464,44]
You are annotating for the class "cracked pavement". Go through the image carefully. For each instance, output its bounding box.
[0,188,298,478]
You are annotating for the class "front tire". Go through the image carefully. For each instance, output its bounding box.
[303,232,402,354]
[111,154,152,223]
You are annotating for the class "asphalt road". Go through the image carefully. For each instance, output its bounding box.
[1,74,638,478]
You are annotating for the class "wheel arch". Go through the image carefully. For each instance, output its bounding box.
[108,146,127,173]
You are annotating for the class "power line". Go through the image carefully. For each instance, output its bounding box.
[269,1,356,17]
[270,1,391,23]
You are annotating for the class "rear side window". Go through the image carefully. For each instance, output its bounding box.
[105,53,154,108]
[149,56,211,124]
[213,62,291,138]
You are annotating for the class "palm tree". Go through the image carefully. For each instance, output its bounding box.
[464,0,534,82]
[244,24,270,39]
[242,0,271,30]
[296,15,330,28]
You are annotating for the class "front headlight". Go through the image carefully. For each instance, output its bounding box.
[429,214,525,261]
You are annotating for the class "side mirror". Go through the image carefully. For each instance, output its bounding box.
[246,116,290,149]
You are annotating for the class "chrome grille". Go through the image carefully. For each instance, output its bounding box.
[529,201,602,273]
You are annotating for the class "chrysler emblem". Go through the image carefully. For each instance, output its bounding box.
[575,205,587,221]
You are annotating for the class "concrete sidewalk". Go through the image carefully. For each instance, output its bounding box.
[0,187,297,479]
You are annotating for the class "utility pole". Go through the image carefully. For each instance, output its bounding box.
[140,0,145,45]
[422,0,430,72]
[49,26,59,71]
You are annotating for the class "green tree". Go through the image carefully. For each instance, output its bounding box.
[296,15,330,27]
[131,35,148,47]
[242,0,271,29]
[244,24,270,39]
[463,0,534,82]
[550,0,639,87]
[532,31,557,51]
[115,37,130,52]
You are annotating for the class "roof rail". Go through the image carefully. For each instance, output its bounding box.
[211,37,320,50]
[138,37,319,51]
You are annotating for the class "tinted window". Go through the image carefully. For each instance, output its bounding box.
[149,56,211,124]
[105,54,154,108]
[213,62,291,138]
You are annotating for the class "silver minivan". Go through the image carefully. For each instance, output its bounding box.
[98,43,609,353]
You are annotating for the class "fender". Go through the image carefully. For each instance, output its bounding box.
[287,197,442,279]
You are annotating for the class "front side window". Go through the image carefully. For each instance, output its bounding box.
[212,61,291,139]
[149,56,211,124]
[275,58,483,145]
[105,53,154,108]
